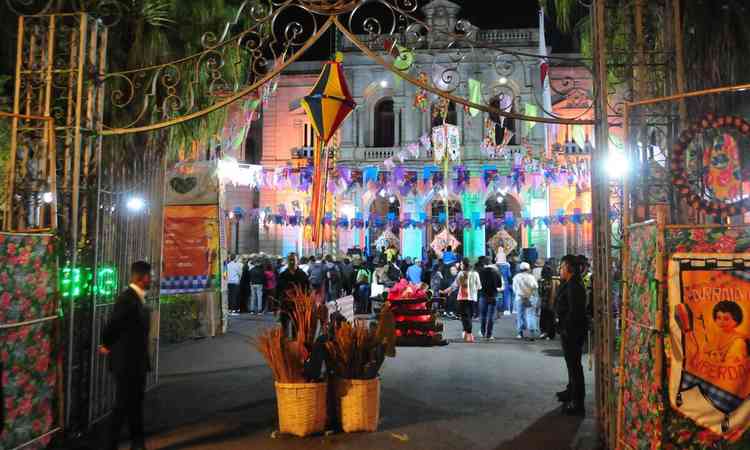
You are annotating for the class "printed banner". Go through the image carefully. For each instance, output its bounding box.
[161,205,219,294]
[165,161,219,206]
[669,254,750,438]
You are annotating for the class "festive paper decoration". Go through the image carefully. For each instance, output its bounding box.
[671,113,750,216]
[413,72,429,112]
[236,208,606,232]
[432,124,460,163]
[487,229,518,255]
[384,39,415,71]
[301,55,356,245]
[217,154,591,197]
[431,229,461,255]
[374,229,400,249]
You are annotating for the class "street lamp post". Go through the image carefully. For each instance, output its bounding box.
[231,207,245,255]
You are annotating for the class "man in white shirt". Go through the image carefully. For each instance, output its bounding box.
[512,262,539,340]
[532,259,544,281]
[298,256,310,275]
[226,255,242,315]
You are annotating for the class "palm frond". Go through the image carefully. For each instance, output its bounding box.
[543,0,578,33]
[140,0,176,28]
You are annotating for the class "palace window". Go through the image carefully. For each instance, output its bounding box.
[431,101,457,128]
[374,98,395,147]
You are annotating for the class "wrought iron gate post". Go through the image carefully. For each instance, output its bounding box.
[591,0,615,447]
[9,13,107,432]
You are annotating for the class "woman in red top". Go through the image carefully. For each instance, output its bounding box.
[263,263,277,313]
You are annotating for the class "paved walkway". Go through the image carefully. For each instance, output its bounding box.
[101,313,598,450]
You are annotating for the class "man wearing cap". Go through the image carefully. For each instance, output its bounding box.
[512,261,538,340]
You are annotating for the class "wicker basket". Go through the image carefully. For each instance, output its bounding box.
[335,377,380,432]
[274,382,328,437]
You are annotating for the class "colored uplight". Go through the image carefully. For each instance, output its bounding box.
[60,266,84,299]
[97,266,118,298]
[60,265,118,300]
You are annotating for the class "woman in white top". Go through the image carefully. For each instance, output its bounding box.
[441,258,482,342]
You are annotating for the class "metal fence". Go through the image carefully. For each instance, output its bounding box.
[84,139,166,426]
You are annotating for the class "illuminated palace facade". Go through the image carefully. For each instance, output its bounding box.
[245,0,594,259]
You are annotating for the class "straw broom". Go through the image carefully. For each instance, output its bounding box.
[254,328,306,383]
[326,304,395,380]
[253,287,327,382]
[289,286,325,356]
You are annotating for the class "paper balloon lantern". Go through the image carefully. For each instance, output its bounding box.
[301,54,357,246]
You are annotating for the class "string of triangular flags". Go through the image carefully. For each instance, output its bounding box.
[222,207,614,231]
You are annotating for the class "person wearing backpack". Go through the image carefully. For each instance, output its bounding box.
[478,257,504,340]
[385,259,402,287]
[248,259,266,315]
[340,257,354,295]
[441,258,482,342]
[353,271,371,314]
[308,256,324,293]
[324,255,342,302]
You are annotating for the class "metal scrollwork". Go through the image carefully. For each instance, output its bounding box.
[101,2,327,132]
[88,0,598,133]
[4,0,54,15]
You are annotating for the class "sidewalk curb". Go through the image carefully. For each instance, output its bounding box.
[159,364,267,379]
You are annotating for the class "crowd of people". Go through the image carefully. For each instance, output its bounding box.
[223,245,592,344]
[222,244,592,417]
[100,247,592,448]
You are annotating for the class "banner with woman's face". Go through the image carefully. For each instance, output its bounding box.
[669,254,750,438]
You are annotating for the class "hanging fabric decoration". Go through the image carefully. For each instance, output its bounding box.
[407,142,420,159]
[447,125,461,161]
[432,126,447,162]
[502,128,514,146]
[300,52,356,246]
[482,118,497,158]
[524,103,539,134]
[468,78,483,117]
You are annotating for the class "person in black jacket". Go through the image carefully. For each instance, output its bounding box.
[277,253,310,336]
[478,257,503,340]
[248,260,266,315]
[238,257,250,313]
[100,261,153,450]
[555,254,588,416]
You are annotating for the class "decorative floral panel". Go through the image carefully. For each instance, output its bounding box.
[621,222,662,449]
[0,233,58,449]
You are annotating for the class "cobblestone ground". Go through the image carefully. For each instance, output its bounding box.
[87,313,598,450]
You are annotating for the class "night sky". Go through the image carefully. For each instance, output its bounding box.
[301,0,576,60]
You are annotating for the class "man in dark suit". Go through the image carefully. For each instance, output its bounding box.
[100,261,153,450]
[555,254,588,416]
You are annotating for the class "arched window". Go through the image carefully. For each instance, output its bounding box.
[374,98,395,147]
[495,111,517,146]
[491,93,517,146]
[431,101,457,128]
